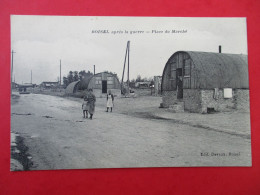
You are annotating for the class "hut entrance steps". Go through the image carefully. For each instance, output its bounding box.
[168,101,184,113]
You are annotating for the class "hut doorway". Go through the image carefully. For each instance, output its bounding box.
[176,68,183,99]
[102,81,107,93]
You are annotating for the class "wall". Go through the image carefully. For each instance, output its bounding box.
[183,89,201,112]
[201,89,236,113]
[234,89,250,112]
[162,88,250,113]
[162,91,177,107]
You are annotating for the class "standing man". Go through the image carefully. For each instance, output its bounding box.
[86,89,96,119]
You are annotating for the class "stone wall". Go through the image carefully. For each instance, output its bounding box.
[234,89,250,112]
[162,91,177,107]
[201,89,235,113]
[162,89,250,113]
[183,89,201,112]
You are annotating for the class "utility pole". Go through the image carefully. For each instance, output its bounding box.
[127,41,130,89]
[94,65,95,75]
[121,42,128,92]
[121,41,130,94]
[31,70,32,84]
[60,60,61,86]
[11,50,16,94]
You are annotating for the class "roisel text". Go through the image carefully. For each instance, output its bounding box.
[92,30,109,33]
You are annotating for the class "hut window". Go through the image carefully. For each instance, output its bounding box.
[171,69,176,79]
[95,77,102,84]
[183,59,190,76]
[224,88,233,98]
[170,61,177,79]
[107,77,114,84]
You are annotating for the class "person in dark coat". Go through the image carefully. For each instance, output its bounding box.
[86,89,96,119]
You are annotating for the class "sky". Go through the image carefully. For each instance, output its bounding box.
[11,16,248,85]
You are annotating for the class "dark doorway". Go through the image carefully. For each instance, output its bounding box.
[102,81,107,93]
[176,68,183,99]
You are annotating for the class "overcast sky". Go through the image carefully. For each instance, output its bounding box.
[11,16,247,84]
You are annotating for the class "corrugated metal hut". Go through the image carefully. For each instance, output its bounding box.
[65,81,80,95]
[70,72,120,97]
[161,51,249,113]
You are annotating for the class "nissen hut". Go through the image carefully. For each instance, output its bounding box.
[65,72,121,97]
[161,50,249,113]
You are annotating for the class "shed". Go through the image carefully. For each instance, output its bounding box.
[162,51,249,113]
[65,81,80,95]
[154,76,162,96]
[66,72,121,97]
[40,81,59,89]
[86,72,121,97]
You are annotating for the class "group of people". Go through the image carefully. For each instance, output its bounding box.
[82,89,114,119]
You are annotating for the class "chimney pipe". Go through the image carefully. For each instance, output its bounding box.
[219,45,222,53]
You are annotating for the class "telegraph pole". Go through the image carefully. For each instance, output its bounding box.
[60,60,61,86]
[127,41,130,90]
[94,65,95,75]
[31,70,32,84]
[11,50,16,94]
[121,41,130,93]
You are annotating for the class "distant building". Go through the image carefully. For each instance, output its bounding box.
[11,82,19,89]
[65,72,121,97]
[65,81,80,95]
[17,83,35,94]
[129,81,136,88]
[40,82,59,89]
[135,82,150,88]
[162,51,249,113]
[154,76,162,96]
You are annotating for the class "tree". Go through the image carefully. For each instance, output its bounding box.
[73,71,79,81]
[79,70,93,80]
[63,76,69,87]
[79,70,86,80]
[143,77,148,82]
[67,71,74,84]
[136,75,142,82]
[64,69,94,88]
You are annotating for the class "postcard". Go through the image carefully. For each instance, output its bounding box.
[10,16,251,170]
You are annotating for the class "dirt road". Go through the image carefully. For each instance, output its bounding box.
[11,93,251,170]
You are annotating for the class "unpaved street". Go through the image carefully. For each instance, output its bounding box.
[11,93,251,170]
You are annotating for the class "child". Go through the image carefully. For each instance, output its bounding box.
[106,90,114,112]
[82,98,88,118]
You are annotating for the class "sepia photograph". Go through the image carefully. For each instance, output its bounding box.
[10,16,251,171]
